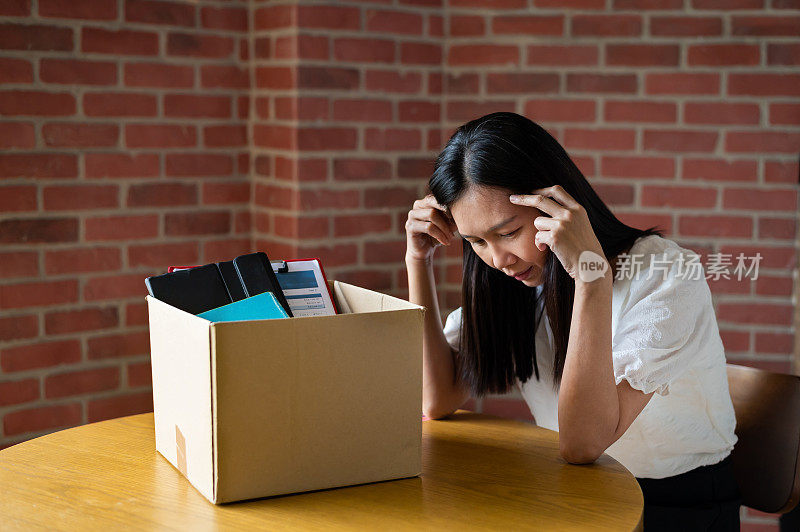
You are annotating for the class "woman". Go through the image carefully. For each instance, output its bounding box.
[405,112,741,531]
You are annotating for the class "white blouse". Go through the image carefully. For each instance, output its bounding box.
[442,234,738,479]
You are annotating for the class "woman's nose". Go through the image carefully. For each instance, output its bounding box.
[491,246,516,270]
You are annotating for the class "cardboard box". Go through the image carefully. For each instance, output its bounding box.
[147,280,424,504]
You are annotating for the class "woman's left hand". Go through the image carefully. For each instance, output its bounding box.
[510,185,608,283]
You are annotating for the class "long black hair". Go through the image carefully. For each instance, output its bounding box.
[429,112,663,397]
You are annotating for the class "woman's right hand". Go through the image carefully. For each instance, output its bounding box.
[405,194,458,264]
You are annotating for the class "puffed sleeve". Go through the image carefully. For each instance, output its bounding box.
[612,245,709,396]
[442,306,462,352]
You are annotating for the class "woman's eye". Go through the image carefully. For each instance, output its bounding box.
[470,240,485,246]
[500,229,519,238]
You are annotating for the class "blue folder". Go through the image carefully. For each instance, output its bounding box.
[197,292,289,323]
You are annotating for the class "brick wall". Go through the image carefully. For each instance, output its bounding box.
[1,1,798,528]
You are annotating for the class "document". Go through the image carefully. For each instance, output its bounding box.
[271,259,337,317]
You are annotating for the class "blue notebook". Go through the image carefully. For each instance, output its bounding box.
[197,292,289,323]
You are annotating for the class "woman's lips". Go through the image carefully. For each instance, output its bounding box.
[513,266,533,281]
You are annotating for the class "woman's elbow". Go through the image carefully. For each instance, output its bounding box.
[559,441,604,465]
[422,403,455,420]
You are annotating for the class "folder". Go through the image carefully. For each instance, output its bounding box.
[197,292,289,323]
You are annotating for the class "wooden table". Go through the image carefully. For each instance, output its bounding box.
[0,411,643,531]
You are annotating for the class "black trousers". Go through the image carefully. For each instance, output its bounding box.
[636,455,741,531]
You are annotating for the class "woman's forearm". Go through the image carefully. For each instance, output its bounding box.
[557,275,617,463]
[406,255,468,418]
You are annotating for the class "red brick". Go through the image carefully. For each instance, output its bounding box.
[3,403,82,436]
[614,0,682,6]
[84,92,157,117]
[594,184,634,206]
[451,15,485,36]
[334,38,395,63]
[755,333,794,354]
[572,15,641,36]
[493,15,564,35]
[0,122,34,149]
[298,127,358,151]
[335,269,393,292]
[0,90,75,116]
[693,0,762,7]
[42,184,119,211]
[82,27,158,55]
[165,153,233,176]
[44,247,120,275]
[40,58,116,85]
[164,94,230,118]
[203,239,252,263]
[682,159,757,182]
[398,158,435,179]
[296,4,359,29]
[125,0,194,27]
[717,303,792,326]
[200,65,249,89]
[733,16,800,36]
[769,103,800,126]
[86,332,150,361]
[642,186,717,208]
[125,63,193,88]
[644,130,718,152]
[650,16,722,36]
[728,74,800,97]
[273,215,329,240]
[1,340,81,372]
[0,378,39,407]
[129,242,198,269]
[765,160,798,183]
[299,66,359,91]
[726,131,800,153]
[760,218,796,240]
[724,188,797,212]
[0,0,29,16]
[41,0,115,19]
[201,6,247,31]
[0,153,77,179]
[335,214,393,237]
[688,44,760,66]
[274,34,328,61]
[365,70,420,93]
[202,181,249,205]
[85,215,158,241]
[487,73,559,94]
[364,240,407,264]
[567,74,637,93]
[86,393,154,426]
[164,212,231,236]
[45,367,119,399]
[275,97,330,121]
[334,159,392,181]
[254,125,296,150]
[367,9,422,34]
[127,182,197,208]
[451,0,527,6]
[768,43,800,66]
[365,186,419,209]
[0,314,38,341]
[678,215,752,238]
[85,153,159,178]
[253,4,296,31]
[333,99,393,122]
[399,101,440,122]
[0,58,33,83]
[646,73,719,95]
[0,23,73,51]
[298,188,359,211]
[684,102,760,125]
[564,128,636,151]
[204,125,247,148]
[0,251,37,278]
[605,100,676,123]
[365,128,421,151]
[719,244,795,270]
[719,330,749,353]
[42,123,118,148]
[601,156,676,178]
[522,100,593,122]
[449,45,518,66]
[527,45,598,66]
[167,33,234,58]
[0,280,77,309]
[83,273,147,302]
[400,42,442,65]
[606,44,680,66]
[756,276,793,297]
[128,361,152,388]
[0,218,78,244]
[447,100,516,121]
[126,124,196,148]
